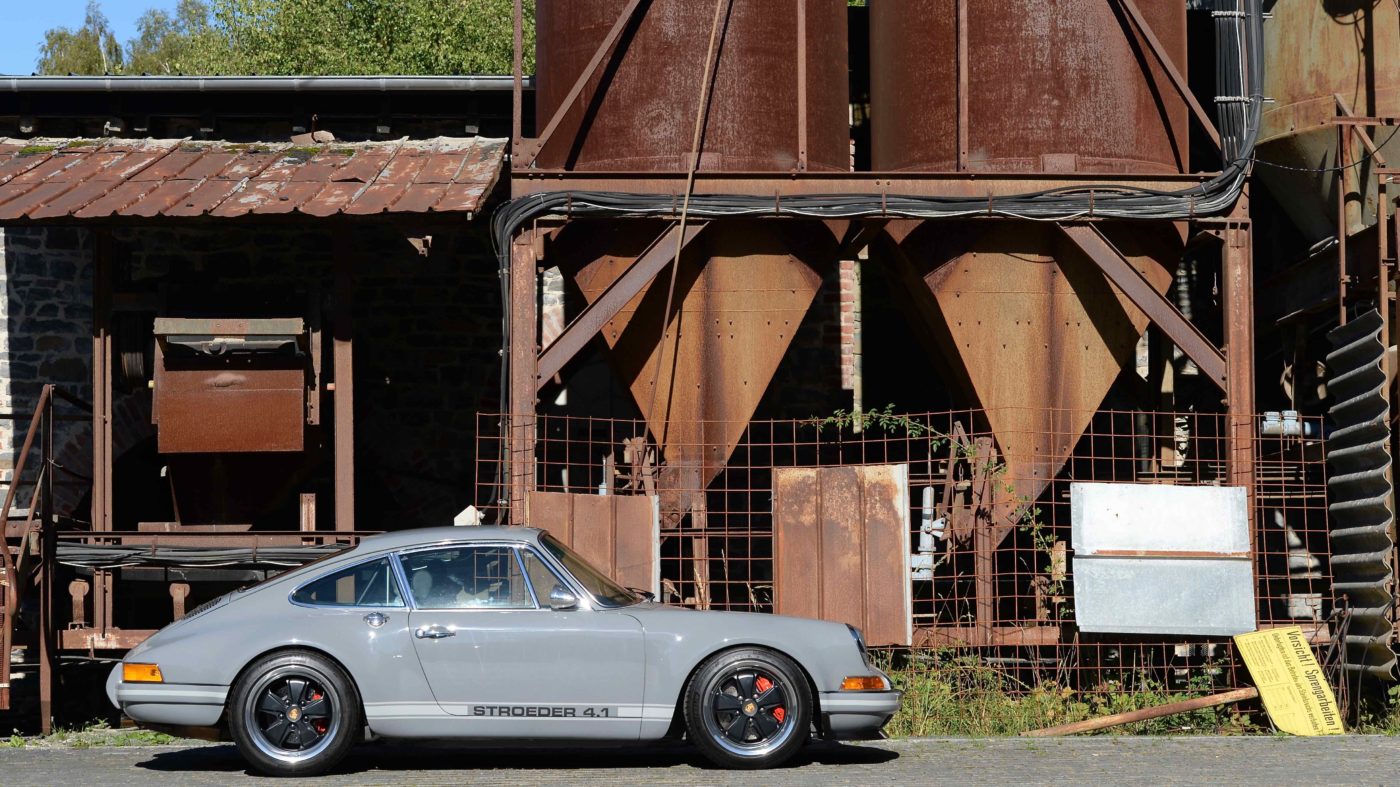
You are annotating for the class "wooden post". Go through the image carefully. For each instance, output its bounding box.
[333,238,355,532]
[1023,687,1259,737]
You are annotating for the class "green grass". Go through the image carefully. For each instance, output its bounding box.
[4,720,186,749]
[877,650,1258,737]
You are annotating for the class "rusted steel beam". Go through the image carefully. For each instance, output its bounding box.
[59,628,157,650]
[1059,223,1227,391]
[515,0,647,168]
[955,0,969,170]
[509,231,541,524]
[836,218,890,259]
[1023,687,1259,737]
[333,241,355,533]
[1334,95,1390,168]
[1113,0,1221,152]
[512,172,1209,200]
[1220,220,1256,499]
[536,222,707,389]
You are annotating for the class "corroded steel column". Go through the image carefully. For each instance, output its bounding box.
[509,231,540,524]
[1221,217,1256,501]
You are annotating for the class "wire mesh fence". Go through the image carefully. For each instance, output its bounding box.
[476,407,1330,695]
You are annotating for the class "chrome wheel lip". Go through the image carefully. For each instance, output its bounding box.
[700,661,797,759]
[242,664,342,765]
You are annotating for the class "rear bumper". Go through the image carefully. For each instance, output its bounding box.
[818,690,902,740]
[106,664,228,727]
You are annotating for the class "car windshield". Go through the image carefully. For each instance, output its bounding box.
[540,534,641,608]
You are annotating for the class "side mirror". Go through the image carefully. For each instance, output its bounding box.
[548,585,579,611]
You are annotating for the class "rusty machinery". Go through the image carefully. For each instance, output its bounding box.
[495,0,1270,656]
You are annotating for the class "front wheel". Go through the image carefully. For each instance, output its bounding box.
[227,650,360,777]
[683,648,812,769]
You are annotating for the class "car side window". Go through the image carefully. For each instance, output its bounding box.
[519,548,568,604]
[400,546,535,610]
[291,557,403,607]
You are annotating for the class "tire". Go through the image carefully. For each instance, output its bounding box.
[683,648,812,769]
[227,650,360,777]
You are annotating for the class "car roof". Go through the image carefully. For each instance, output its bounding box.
[353,525,546,553]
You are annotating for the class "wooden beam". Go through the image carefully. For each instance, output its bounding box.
[1058,223,1227,391]
[509,232,541,523]
[535,222,707,390]
[333,240,355,532]
[1023,687,1258,737]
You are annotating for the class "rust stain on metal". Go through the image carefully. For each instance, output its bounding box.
[773,464,911,647]
[559,222,828,516]
[0,137,506,220]
[528,490,658,594]
[533,0,848,173]
[870,0,1188,174]
[898,221,1179,520]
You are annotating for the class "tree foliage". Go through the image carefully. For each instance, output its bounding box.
[36,0,534,76]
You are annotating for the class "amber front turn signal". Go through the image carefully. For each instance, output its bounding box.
[840,675,886,691]
[122,663,164,683]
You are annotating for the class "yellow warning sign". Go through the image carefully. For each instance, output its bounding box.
[1234,626,1344,736]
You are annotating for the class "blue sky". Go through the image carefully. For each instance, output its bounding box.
[0,0,179,75]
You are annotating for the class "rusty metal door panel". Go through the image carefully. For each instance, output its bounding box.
[773,464,911,646]
[528,491,660,596]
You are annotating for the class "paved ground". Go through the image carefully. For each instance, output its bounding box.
[2,735,1397,785]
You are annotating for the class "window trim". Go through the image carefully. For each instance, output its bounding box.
[394,542,545,612]
[287,554,407,610]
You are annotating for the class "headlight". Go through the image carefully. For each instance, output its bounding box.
[122,663,164,683]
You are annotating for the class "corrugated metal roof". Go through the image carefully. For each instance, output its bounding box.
[0,136,506,221]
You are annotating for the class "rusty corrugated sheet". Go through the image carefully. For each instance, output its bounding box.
[772,464,911,646]
[0,136,506,220]
[528,491,660,596]
[1325,309,1396,679]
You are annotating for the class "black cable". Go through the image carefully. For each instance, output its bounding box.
[1249,126,1400,173]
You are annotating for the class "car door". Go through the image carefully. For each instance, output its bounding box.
[400,543,647,740]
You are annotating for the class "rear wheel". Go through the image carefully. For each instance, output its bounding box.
[228,650,359,777]
[683,648,811,769]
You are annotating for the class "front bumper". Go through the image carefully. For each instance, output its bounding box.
[818,690,902,739]
[106,664,228,727]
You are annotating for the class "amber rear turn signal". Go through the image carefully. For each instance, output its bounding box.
[122,663,164,683]
[840,675,886,691]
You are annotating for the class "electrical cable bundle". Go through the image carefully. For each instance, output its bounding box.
[57,542,348,570]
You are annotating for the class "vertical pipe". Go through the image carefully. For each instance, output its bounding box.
[333,235,355,533]
[92,229,113,640]
[512,0,524,149]
[509,231,540,524]
[796,0,808,172]
[955,0,969,171]
[1339,125,1350,326]
[37,387,54,735]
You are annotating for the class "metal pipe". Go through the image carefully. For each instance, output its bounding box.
[1,75,530,93]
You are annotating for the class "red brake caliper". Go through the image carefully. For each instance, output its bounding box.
[309,691,329,734]
[754,676,784,724]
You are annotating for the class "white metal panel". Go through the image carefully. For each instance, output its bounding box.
[1071,482,1249,554]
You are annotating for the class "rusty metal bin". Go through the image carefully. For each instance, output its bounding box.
[152,317,307,454]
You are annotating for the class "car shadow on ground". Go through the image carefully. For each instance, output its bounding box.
[136,739,898,776]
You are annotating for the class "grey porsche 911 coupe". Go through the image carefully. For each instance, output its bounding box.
[107,527,901,775]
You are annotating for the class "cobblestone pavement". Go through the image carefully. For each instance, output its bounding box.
[2,735,1396,785]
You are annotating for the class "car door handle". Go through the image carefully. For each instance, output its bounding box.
[363,613,389,628]
[415,625,455,639]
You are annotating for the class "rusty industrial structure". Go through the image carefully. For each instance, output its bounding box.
[0,0,1396,732]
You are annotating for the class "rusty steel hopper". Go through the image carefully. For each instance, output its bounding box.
[869,0,1189,508]
[537,0,848,522]
[1256,0,1400,243]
